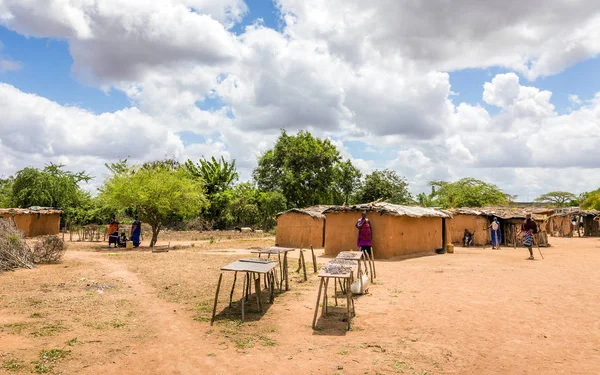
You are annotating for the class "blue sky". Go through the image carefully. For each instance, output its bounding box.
[1,0,600,198]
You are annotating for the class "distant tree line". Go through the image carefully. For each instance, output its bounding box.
[1,129,597,245]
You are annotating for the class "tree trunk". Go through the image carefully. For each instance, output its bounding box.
[150,225,160,248]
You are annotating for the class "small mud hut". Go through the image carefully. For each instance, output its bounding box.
[0,207,62,237]
[275,206,331,248]
[447,208,492,246]
[322,202,451,259]
[547,209,600,237]
[482,207,551,247]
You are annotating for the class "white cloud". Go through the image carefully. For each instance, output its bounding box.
[0,58,20,72]
[1,0,600,200]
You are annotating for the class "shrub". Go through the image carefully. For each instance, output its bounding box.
[32,236,66,264]
[0,219,34,271]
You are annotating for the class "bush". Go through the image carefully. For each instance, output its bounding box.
[0,219,34,271]
[32,236,66,264]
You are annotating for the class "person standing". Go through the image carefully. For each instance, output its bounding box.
[107,215,120,248]
[130,218,142,248]
[356,211,372,256]
[522,214,539,260]
[489,217,502,249]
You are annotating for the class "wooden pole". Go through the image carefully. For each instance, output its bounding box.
[210,273,223,326]
[269,271,275,303]
[284,252,289,291]
[278,253,283,293]
[371,247,377,279]
[312,278,325,329]
[241,273,247,322]
[229,272,237,308]
[301,251,307,281]
[365,252,374,282]
[311,246,317,273]
[322,278,329,316]
[346,277,351,331]
[255,274,262,312]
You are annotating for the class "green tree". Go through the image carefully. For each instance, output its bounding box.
[354,169,412,204]
[184,156,238,195]
[253,130,341,207]
[10,163,91,209]
[333,160,362,205]
[99,161,206,247]
[430,178,507,208]
[0,177,13,208]
[581,189,600,210]
[534,191,577,208]
[184,156,239,229]
[416,192,435,207]
[220,183,287,230]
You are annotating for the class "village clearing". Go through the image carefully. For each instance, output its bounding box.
[1,233,599,375]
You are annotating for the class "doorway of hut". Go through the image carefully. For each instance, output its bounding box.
[491,217,511,247]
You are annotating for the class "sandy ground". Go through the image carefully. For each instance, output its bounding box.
[1,235,599,375]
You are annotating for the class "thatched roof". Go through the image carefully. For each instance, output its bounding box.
[449,207,552,220]
[276,205,332,219]
[0,207,63,216]
[323,202,452,218]
[550,208,600,217]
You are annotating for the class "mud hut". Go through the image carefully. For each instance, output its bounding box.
[275,206,331,248]
[482,207,551,247]
[322,203,451,259]
[447,208,491,246]
[0,207,62,237]
[548,209,600,237]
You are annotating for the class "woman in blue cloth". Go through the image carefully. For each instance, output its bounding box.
[488,217,502,249]
[130,218,142,248]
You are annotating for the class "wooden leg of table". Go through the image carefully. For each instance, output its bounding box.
[241,273,247,321]
[311,246,317,273]
[297,249,302,273]
[229,272,237,308]
[358,262,363,293]
[278,253,283,293]
[365,252,374,283]
[334,278,338,306]
[312,277,325,329]
[371,248,376,279]
[245,272,251,302]
[284,253,290,291]
[255,274,262,312]
[346,277,351,331]
[322,278,329,316]
[210,273,223,326]
[269,271,275,303]
[301,251,307,281]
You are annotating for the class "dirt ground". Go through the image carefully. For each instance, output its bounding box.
[1,233,599,375]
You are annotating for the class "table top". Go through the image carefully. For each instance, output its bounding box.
[251,246,296,255]
[328,259,359,268]
[336,251,363,260]
[221,260,278,273]
[318,263,354,279]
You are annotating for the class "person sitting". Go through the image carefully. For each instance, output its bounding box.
[463,229,473,247]
[107,215,120,248]
[119,232,128,248]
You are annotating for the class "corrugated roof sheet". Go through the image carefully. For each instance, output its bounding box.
[0,207,63,215]
[323,202,452,218]
[276,205,332,218]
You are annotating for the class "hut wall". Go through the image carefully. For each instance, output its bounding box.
[449,215,490,245]
[275,212,325,248]
[29,214,61,237]
[547,216,573,237]
[0,213,60,237]
[324,211,444,259]
[503,219,550,247]
[583,216,600,237]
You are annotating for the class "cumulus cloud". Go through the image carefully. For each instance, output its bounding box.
[1,0,600,199]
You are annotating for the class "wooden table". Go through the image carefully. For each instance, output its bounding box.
[336,251,369,293]
[251,247,296,292]
[211,259,278,325]
[312,263,356,331]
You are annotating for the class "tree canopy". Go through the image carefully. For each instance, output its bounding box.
[333,159,362,205]
[429,178,507,208]
[9,163,91,209]
[534,191,577,208]
[253,130,344,207]
[99,160,206,247]
[353,169,412,204]
[581,189,600,210]
[184,156,238,195]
